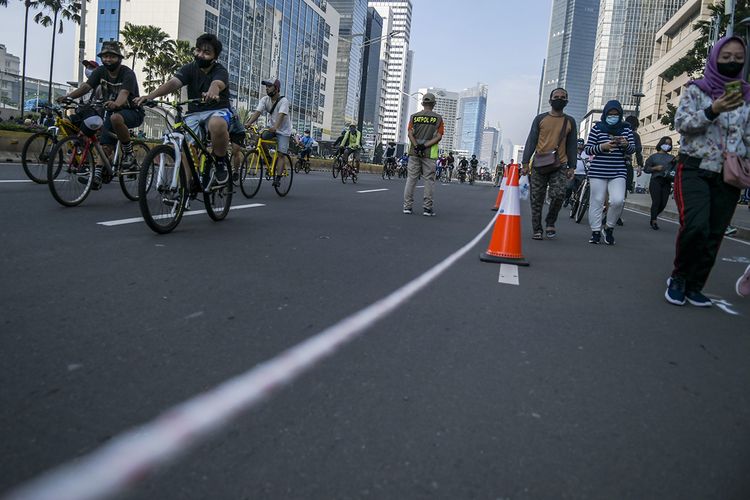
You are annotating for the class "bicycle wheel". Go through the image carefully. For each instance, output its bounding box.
[47,135,94,207]
[138,144,186,234]
[204,158,233,221]
[332,158,339,178]
[273,153,294,197]
[352,168,358,184]
[341,165,348,184]
[304,161,311,174]
[294,158,302,173]
[118,141,150,201]
[22,132,57,184]
[575,186,589,224]
[240,150,263,198]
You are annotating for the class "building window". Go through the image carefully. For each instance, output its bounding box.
[204,10,218,34]
[206,0,218,8]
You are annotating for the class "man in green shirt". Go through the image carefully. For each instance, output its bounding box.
[339,123,362,172]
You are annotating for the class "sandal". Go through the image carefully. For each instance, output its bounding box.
[532,231,543,240]
[545,228,557,239]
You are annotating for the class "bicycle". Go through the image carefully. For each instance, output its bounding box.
[21,103,79,183]
[46,99,150,207]
[137,99,233,234]
[238,125,293,198]
[340,156,358,184]
[331,152,344,178]
[294,152,311,174]
[569,172,590,224]
[438,167,451,184]
[382,157,396,180]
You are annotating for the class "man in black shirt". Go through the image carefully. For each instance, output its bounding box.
[136,33,231,186]
[59,41,144,186]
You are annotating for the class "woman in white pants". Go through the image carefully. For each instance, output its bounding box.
[583,100,636,245]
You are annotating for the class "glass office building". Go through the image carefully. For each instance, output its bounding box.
[539,0,599,125]
[456,83,487,156]
[95,0,122,54]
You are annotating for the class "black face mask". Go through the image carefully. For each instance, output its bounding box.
[195,56,213,69]
[717,61,744,77]
[103,61,120,72]
[550,98,568,111]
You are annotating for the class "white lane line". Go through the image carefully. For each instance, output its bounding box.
[97,203,265,227]
[624,207,750,247]
[498,264,519,286]
[5,212,501,500]
[357,188,388,193]
[0,179,33,183]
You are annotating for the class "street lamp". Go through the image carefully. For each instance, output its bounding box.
[632,91,645,118]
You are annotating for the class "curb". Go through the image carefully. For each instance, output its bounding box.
[624,200,750,242]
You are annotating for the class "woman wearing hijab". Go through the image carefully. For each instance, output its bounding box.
[583,100,636,245]
[665,36,749,307]
[644,136,677,230]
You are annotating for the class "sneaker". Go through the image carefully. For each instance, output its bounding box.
[272,176,281,187]
[616,217,624,226]
[603,227,615,245]
[685,290,712,307]
[403,208,412,214]
[120,152,138,173]
[79,166,102,190]
[423,208,436,217]
[665,277,686,306]
[725,225,738,236]
[589,231,601,244]
[736,264,750,297]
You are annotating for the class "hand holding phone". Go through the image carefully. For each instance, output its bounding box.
[725,80,742,95]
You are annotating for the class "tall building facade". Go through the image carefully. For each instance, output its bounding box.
[538,0,600,125]
[585,0,688,128]
[328,0,367,136]
[480,126,501,170]
[417,87,458,152]
[359,7,385,150]
[76,0,340,139]
[456,83,488,156]
[369,0,412,143]
[0,44,20,108]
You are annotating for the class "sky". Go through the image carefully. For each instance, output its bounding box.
[2,0,554,144]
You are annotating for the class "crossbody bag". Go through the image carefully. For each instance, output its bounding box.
[533,115,570,175]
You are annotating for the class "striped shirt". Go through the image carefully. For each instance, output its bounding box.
[583,125,636,179]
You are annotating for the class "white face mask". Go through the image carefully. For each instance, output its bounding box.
[85,68,93,78]
[660,144,672,152]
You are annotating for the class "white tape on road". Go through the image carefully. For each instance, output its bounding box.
[4,212,501,500]
[0,180,33,183]
[623,207,750,247]
[97,203,265,227]
[498,264,519,285]
[357,188,388,193]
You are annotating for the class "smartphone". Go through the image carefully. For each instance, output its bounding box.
[725,80,742,95]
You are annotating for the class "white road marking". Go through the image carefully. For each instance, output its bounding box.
[97,203,265,227]
[357,188,388,193]
[498,264,519,286]
[624,207,750,247]
[5,211,501,500]
[709,298,740,316]
[0,179,33,183]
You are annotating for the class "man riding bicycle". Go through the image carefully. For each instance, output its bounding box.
[298,129,314,161]
[59,41,145,189]
[339,123,362,172]
[245,78,292,187]
[135,33,232,189]
[469,154,479,179]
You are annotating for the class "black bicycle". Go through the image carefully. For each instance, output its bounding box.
[569,173,590,224]
[382,157,396,179]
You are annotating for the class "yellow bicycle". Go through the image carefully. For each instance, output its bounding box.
[238,125,293,198]
[21,103,80,184]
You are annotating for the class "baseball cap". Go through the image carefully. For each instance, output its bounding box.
[261,79,281,90]
[422,92,436,104]
[82,60,99,68]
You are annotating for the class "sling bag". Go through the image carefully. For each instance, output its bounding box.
[533,114,570,175]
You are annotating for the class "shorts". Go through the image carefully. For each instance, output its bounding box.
[100,109,144,145]
[344,147,361,161]
[229,113,246,146]
[184,108,232,144]
[261,130,290,154]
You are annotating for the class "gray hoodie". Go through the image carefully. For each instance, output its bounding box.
[644,151,675,179]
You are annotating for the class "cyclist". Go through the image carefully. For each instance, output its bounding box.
[458,156,469,181]
[435,154,446,179]
[469,154,479,180]
[383,141,397,175]
[339,123,362,173]
[135,33,232,188]
[564,138,589,206]
[59,41,145,188]
[298,129,314,163]
[245,78,292,187]
[446,151,455,181]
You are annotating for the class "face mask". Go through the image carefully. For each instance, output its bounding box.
[606,115,620,126]
[195,56,213,69]
[717,61,743,78]
[266,88,277,97]
[550,98,568,111]
[103,61,120,72]
[660,144,672,152]
[84,68,93,78]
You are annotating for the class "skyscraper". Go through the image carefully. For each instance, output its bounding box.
[328,0,368,136]
[417,87,458,152]
[76,0,340,139]
[480,126,501,170]
[538,0,600,125]
[585,0,688,121]
[369,0,412,143]
[456,83,488,156]
[359,7,385,150]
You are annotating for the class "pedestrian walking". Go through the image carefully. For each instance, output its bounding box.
[403,92,444,216]
[664,36,750,306]
[583,100,636,245]
[521,87,578,240]
[643,136,676,230]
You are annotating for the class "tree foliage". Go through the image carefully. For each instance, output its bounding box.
[32,0,81,34]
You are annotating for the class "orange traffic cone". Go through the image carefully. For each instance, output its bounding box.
[490,174,507,211]
[480,164,529,266]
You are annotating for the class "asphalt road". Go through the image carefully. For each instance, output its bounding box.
[1,163,749,500]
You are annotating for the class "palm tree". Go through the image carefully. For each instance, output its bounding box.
[173,39,194,67]
[120,23,171,75]
[33,0,81,102]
